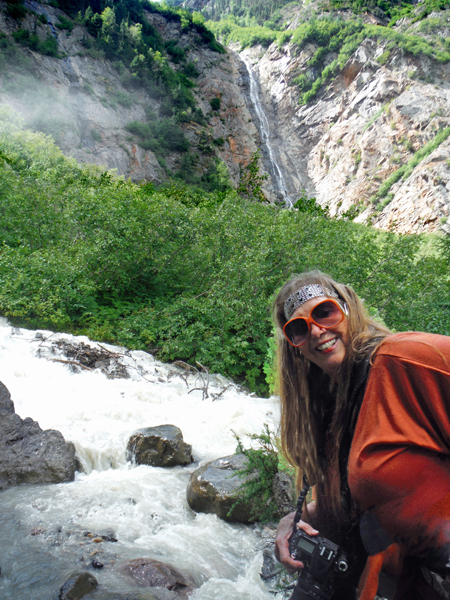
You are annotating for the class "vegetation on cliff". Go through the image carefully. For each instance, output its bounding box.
[2,107,450,395]
[0,0,231,190]
[206,0,450,105]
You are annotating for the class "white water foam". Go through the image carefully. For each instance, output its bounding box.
[0,319,283,599]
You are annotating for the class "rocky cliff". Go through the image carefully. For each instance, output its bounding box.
[0,0,258,186]
[231,3,450,234]
[2,0,450,234]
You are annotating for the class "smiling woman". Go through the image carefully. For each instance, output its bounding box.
[272,270,450,600]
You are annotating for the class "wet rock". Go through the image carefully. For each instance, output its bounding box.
[58,571,98,600]
[126,425,193,467]
[119,558,196,596]
[96,592,173,600]
[0,382,76,491]
[260,546,282,581]
[272,471,295,517]
[186,453,255,523]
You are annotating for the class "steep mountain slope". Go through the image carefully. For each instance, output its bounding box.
[209,1,450,233]
[0,0,258,188]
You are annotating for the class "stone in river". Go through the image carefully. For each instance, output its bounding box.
[0,381,76,490]
[58,571,98,600]
[119,558,196,596]
[126,425,193,467]
[186,453,256,523]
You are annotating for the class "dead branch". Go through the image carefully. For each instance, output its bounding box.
[49,359,92,371]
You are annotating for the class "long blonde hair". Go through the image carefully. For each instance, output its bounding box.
[274,271,391,519]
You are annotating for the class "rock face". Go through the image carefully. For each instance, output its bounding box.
[272,471,295,517]
[0,381,76,490]
[236,6,450,234]
[126,425,193,467]
[0,3,257,186]
[186,453,255,523]
[119,558,196,596]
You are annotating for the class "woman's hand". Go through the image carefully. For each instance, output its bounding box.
[274,511,319,573]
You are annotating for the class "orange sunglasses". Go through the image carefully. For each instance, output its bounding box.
[283,299,346,347]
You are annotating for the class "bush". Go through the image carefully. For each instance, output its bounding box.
[6,0,27,19]
[126,118,190,154]
[56,15,74,32]
[210,97,221,111]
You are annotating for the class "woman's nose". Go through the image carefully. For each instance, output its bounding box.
[310,322,327,338]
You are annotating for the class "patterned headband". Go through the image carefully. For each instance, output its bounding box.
[284,284,339,321]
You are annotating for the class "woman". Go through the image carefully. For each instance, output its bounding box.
[273,270,450,600]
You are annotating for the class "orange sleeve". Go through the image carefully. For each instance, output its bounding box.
[348,332,450,556]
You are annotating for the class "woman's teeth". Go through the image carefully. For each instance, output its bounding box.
[317,339,336,351]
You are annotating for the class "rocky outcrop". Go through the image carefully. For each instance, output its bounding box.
[119,558,196,596]
[58,571,98,600]
[0,381,76,490]
[237,16,450,233]
[186,453,256,523]
[126,425,193,467]
[0,2,257,186]
[272,471,295,517]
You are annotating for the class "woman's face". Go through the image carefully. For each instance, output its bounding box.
[290,296,349,380]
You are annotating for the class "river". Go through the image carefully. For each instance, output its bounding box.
[0,318,283,600]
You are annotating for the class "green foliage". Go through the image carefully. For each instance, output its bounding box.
[237,149,269,202]
[12,28,59,57]
[263,332,278,395]
[210,97,221,111]
[56,15,75,32]
[201,0,295,26]
[126,118,190,154]
[2,110,450,393]
[5,0,27,19]
[207,18,278,49]
[293,193,329,216]
[231,424,282,522]
[325,0,450,20]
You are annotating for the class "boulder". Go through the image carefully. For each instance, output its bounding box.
[119,558,196,597]
[272,471,295,517]
[126,425,193,467]
[0,382,76,490]
[186,453,255,523]
[58,571,98,600]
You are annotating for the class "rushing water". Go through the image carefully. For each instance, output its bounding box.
[0,318,283,600]
[241,57,293,208]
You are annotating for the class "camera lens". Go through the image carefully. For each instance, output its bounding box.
[336,559,348,573]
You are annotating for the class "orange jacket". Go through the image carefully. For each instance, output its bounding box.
[348,332,450,599]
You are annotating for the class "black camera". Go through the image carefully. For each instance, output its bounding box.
[288,529,349,600]
[287,476,350,600]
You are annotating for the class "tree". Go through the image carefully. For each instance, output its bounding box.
[237,149,269,202]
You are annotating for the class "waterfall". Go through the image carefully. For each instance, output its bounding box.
[0,319,282,600]
[242,57,293,208]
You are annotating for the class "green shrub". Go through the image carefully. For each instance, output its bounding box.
[183,61,200,78]
[56,15,74,32]
[6,0,27,19]
[210,97,221,111]
[230,425,283,522]
[126,118,190,154]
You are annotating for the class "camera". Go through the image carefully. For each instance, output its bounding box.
[287,475,350,600]
[288,529,350,600]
